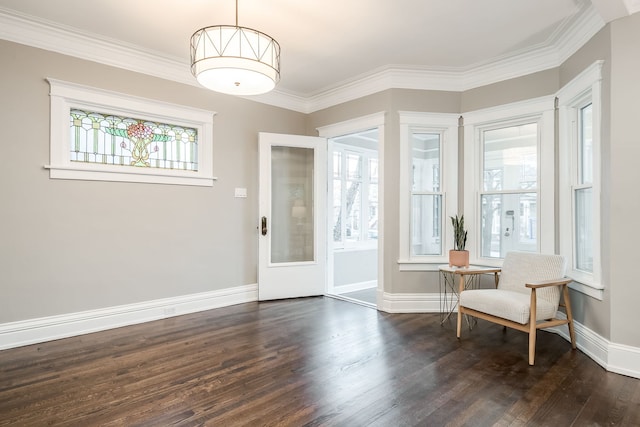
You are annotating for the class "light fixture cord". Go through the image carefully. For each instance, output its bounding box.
[235,0,238,26]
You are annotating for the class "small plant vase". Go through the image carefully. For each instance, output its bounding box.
[449,249,469,268]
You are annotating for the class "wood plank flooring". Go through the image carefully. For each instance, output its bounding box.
[1,297,639,426]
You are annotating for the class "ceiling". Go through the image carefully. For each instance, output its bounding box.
[0,0,637,112]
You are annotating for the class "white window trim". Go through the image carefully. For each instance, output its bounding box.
[46,78,216,186]
[463,96,556,267]
[558,61,604,300]
[398,112,459,270]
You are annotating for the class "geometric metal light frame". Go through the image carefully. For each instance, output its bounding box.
[190,24,281,96]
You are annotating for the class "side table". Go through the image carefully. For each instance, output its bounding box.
[438,265,501,325]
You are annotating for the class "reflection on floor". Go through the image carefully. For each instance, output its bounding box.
[335,287,377,308]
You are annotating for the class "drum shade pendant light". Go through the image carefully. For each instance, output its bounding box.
[190,0,281,95]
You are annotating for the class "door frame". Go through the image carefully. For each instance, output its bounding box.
[317,112,386,308]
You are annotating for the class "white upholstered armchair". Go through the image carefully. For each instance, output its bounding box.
[456,252,576,365]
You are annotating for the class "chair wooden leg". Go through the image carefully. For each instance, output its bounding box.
[528,327,537,365]
[529,289,537,365]
[563,285,577,349]
[457,275,465,339]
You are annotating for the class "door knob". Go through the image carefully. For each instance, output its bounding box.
[261,216,268,236]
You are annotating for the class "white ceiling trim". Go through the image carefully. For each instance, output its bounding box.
[555,4,607,61]
[0,5,605,114]
[0,7,194,86]
[301,4,605,113]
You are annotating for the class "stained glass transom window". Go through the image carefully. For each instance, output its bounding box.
[70,110,198,171]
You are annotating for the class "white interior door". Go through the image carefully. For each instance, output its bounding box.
[258,132,327,300]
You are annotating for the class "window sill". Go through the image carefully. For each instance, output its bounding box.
[333,239,378,252]
[44,165,217,187]
[565,268,604,300]
[568,280,604,300]
[397,259,448,271]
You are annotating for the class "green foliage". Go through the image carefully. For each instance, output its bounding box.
[450,215,468,251]
[105,127,128,138]
[152,134,171,142]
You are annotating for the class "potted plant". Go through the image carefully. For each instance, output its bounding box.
[449,214,469,267]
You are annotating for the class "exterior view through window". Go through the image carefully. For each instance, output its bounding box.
[575,103,594,272]
[481,123,538,258]
[331,135,378,249]
[411,132,442,256]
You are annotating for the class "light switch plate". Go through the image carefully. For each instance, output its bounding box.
[234,187,247,198]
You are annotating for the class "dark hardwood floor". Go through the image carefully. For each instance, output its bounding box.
[1,297,638,426]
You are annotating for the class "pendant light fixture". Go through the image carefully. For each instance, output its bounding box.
[190,0,281,96]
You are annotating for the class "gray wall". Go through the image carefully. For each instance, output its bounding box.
[461,68,559,112]
[333,249,377,287]
[0,40,306,323]
[608,13,640,347]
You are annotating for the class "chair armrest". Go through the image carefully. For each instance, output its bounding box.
[526,278,572,289]
[455,267,501,276]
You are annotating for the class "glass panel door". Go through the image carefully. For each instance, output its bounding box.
[270,146,315,263]
[258,132,327,301]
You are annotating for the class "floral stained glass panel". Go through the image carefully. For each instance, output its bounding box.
[70,110,198,171]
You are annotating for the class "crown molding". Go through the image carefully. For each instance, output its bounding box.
[0,4,605,114]
[0,7,195,87]
[245,89,311,114]
[554,3,607,62]
[303,4,605,112]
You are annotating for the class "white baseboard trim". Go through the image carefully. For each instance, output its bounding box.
[548,313,640,379]
[547,314,609,370]
[0,284,258,351]
[333,280,377,295]
[608,343,640,379]
[380,292,447,313]
[380,293,639,379]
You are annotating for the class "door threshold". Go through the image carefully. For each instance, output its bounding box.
[325,293,377,309]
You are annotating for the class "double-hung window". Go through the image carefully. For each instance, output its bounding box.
[410,130,443,257]
[463,98,555,265]
[480,122,538,257]
[399,112,458,269]
[558,61,603,299]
